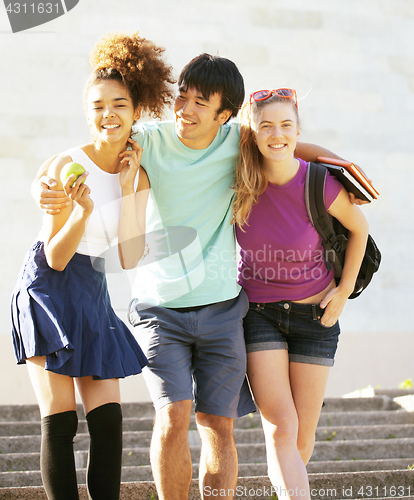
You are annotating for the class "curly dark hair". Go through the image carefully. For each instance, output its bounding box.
[85,31,176,119]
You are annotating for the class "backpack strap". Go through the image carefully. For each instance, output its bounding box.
[305,162,344,272]
[306,163,330,261]
[306,162,381,297]
[305,162,327,226]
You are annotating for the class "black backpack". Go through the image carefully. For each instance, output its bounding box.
[305,162,381,299]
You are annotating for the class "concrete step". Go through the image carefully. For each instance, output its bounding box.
[2,408,414,438]
[2,438,414,477]
[3,457,414,488]
[375,388,414,398]
[0,402,155,423]
[3,423,414,455]
[1,470,414,500]
[306,458,414,473]
[315,423,414,441]
[294,438,414,463]
[308,469,414,500]
[317,410,414,427]
[0,396,402,424]
[322,396,401,412]
[1,395,413,491]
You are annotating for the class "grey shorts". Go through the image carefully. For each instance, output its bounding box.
[127,290,256,418]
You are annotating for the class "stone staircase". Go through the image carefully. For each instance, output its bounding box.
[1,389,414,499]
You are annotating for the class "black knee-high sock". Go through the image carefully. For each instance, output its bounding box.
[40,411,79,500]
[86,402,122,500]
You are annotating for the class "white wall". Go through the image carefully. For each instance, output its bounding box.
[0,0,413,404]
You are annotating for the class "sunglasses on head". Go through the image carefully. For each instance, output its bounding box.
[249,88,298,109]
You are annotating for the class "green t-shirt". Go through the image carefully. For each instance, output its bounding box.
[131,120,241,308]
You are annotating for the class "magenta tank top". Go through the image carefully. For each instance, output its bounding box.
[236,159,343,302]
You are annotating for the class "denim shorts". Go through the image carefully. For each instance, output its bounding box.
[243,301,340,367]
[128,290,256,418]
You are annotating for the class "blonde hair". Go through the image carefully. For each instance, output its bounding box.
[232,94,300,229]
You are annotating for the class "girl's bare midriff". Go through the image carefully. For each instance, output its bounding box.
[293,277,336,304]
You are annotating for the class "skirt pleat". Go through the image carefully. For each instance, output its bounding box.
[11,241,147,379]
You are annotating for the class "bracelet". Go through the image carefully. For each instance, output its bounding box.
[140,244,150,260]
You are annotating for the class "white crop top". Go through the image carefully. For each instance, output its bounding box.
[65,148,137,257]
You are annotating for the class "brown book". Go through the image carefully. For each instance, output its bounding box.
[317,156,380,200]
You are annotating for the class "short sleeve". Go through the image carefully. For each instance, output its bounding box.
[324,171,343,209]
[131,123,147,148]
[131,123,154,175]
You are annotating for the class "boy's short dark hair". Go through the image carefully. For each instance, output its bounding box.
[178,53,245,122]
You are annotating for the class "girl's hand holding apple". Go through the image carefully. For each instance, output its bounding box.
[62,169,93,215]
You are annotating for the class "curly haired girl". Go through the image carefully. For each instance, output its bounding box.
[11,32,175,500]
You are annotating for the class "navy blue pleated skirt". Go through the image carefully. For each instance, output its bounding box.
[11,241,148,379]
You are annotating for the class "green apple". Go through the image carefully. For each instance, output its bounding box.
[60,162,86,187]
